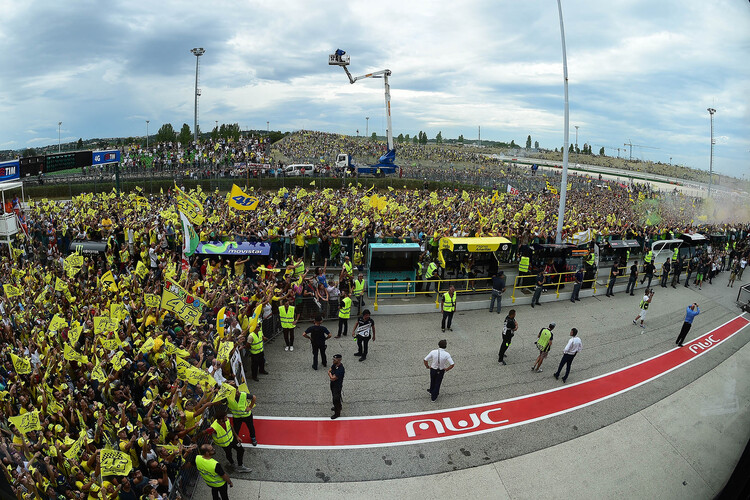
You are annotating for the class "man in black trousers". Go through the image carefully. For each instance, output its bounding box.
[328,354,345,419]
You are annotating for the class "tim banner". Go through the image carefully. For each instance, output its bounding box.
[92,150,121,166]
[0,160,20,182]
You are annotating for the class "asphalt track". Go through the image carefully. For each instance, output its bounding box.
[225,271,748,483]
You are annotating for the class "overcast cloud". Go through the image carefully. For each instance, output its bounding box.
[0,0,748,177]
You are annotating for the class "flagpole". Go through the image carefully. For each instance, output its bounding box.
[555,0,570,245]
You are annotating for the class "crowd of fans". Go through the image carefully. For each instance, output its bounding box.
[1,129,749,499]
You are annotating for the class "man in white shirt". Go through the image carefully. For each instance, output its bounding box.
[553,328,582,383]
[423,339,455,402]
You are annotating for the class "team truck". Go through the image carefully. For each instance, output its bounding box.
[335,151,400,177]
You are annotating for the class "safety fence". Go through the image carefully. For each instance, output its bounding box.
[166,407,215,500]
[737,283,750,313]
[373,277,493,310]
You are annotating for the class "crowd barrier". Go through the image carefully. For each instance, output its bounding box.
[373,277,493,311]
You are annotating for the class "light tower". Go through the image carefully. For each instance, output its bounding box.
[707,108,716,197]
[146,120,150,149]
[58,122,62,152]
[554,0,570,245]
[366,117,369,138]
[190,47,205,143]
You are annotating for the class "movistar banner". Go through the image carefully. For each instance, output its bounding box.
[195,241,270,256]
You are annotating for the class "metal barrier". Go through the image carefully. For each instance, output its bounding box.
[511,270,598,302]
[373,277,493,311]
[167,406,214,499]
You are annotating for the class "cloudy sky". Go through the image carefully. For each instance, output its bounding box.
[0,0,748,177]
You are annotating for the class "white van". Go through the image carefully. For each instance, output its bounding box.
[284,164,314,177]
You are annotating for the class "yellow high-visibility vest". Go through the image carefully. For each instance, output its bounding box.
[443,292,456,312]
[211,420,233,448]
[519,256,530,273]
[227,392,252,418]
[249,330,264,354]
[339,297,351,319]
[279,305,295,329]
[196,455,225,488]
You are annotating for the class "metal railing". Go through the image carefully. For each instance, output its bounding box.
[373,277,493,311]
[511,270,597,302]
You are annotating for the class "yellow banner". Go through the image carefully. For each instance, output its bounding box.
[91,358,108,383]
[228,184,259,211]
[10,353,31,374]
[217,341,234,363]
[110,303,128,322]
[185,366,216,388]
[65,253,84,268]
[69,321,83,345]
[49,314,68,332]
[212,382,236,402]
[55,277,67,292]
[3,284,22,298]
[174,184,205,225]
[164,339,190,358]
[144,294,160,308]
[94,316,119,335]
[135,260,149,280]
[101,270,117,290]
[63,344,89,365]
[9,411,42,434]
[160,279,203,325]
[64,432,87,460]
[100,449,132,476]
[101,337,122,350]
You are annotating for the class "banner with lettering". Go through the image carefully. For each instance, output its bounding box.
[160,279,203,325]
[100,449,133,476]
[9,411,42,434]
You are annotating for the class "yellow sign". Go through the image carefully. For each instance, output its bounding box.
[101,270,117,290]
[228,184,260,211]
[160,279,203,325]
[10,353,31,374]
[217,341,234,363]
[212,383,237,402]
[100,449,132,476]
[144,294,161,308]
[91,358,108,383]
[54,277,67,292]
[174,184,205,225]
[64,344,89,365]
[101,337,122,350]
[68,321,83,345]
[110,303,128,322]
[64,432,87,460]
[164,339,190,358]
[9,411,42,434]
[49,314,69,332]
[65,253,84,268]
[94,316,119,335]
[135,260,149,280]
[185,366,216,388]
[3,284,22,298]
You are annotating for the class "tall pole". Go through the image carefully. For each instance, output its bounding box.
[146,120,150,149]
[267,121,269,133]
[574,125,579,149]
[478,126,481,146]
[555,0,570,245]
[383,73,393,150]
[58,122,62,152]
[707,108,716,197]
[191,48,205,144]
[366,117,369,138]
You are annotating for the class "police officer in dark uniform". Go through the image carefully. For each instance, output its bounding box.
[328,354,345,419]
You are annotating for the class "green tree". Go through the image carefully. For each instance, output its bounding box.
[77,138,83,149]
[404,134,410,143]
[458,134,464,142]
[534,140,539,149]
[599,147,605,156]
[510,140,517,148]
[211,126,219,141]
[569,143,574,153]
[526,135,532,149]
[420,131,427,145]
[156,123,177,143]
[22,148,37,157]
[412,134,418,144]
[435,131,442,144]
[178,123,192,146]
[371,132,377,141]
[397,133,404,143]
[554,147,558,153]
[575,144,580,154]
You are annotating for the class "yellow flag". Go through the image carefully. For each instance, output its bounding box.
[212,382,237,403]
[174,183,205,225]
[144,294,160,308]
[100,449,132,476]
[9,411,42,434]
[228,184,259,211]
[63,343,89,364]
[64,432,88,460]
[3,283,23,298]
[55,277,68,292]
[10,353,32,374]
[101,271,117,290]
[135,260,149,280]
[217,341,234,363]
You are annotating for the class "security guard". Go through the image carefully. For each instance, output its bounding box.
[341,256,354,291]
[441,285,457,332]
[247,324,269,381]
[206,411,250,473]
[278,298,299,352]
[353,245,364,271]
[424,260,439,295]
[519,255,530,274]
[353,273,366,315]
[227,386,258,446]
[644,247,653,266]
[337,291,352,338]
[672,248,679,262]
[195,444,233,500]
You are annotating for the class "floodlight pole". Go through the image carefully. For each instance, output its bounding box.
[191,48,205,143]
[146,120,150,149]
[58,122,62,152]
[707,108,716,198]
[555,0,570,244]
